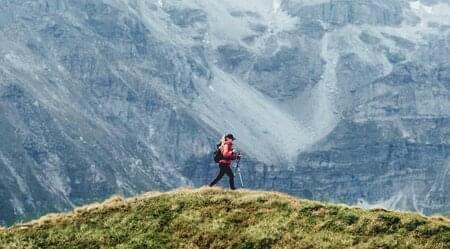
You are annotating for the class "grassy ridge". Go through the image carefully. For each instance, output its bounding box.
[0,188,449,249]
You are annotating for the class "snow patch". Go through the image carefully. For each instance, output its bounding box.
[410,1,433,14]
[409,1,450,27]
[374,1,450,45]
[284,0,330,8]
[272,0,281,14]
[357,188,423,214]
[10,197,25,216]
[188,0,298,47]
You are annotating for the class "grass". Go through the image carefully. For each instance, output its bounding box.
[0,187,449,249]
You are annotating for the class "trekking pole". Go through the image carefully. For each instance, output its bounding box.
[235,156,244,187]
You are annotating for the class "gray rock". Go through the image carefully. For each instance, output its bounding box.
[283,0,406,27]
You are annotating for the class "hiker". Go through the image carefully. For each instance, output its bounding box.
[209,134,240,190]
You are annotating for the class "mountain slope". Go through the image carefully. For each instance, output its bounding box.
[0,188,449,249]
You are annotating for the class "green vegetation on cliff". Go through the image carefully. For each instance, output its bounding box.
[0,188,449,249]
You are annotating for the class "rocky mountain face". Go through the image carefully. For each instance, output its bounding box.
[0,0,449,225]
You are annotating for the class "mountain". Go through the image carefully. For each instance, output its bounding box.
[1,188,449,249]
[0,0,449,225]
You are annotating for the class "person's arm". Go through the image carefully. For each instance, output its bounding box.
[222,143,234,159]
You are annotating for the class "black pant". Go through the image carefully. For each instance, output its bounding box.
[209,164,235,189]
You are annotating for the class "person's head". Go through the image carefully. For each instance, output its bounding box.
[224,133,235,141]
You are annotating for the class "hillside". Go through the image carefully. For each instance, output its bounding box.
[0,188,448,249]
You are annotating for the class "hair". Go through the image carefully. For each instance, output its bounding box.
[217,135,225,149]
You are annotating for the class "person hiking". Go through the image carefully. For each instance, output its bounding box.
[209,134,240,190]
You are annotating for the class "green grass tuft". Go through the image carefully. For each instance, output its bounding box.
[0,188,448,249]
